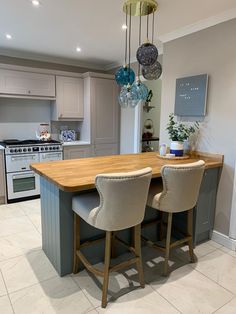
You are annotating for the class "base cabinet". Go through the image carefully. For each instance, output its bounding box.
[63,146,91,160]
[93,143,119,157]
[0,151,6,204]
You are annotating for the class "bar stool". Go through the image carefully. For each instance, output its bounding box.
[145,160,205,276]
[72,167,152,308]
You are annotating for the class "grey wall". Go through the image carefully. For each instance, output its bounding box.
[160,18,236,236]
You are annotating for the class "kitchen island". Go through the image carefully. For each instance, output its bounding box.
[31,152,223,276]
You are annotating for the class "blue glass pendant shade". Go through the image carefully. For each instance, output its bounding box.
[136,43,158,66]
[131,81,149,101]
[115,66,135,86]
[142,61,162,80]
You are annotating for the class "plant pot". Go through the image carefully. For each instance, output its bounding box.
[170,141,184,157]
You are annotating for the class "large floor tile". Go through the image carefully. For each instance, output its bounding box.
[27,214,41,233]
[0,295,13,314]
[0,216,37,237]
[0,270,7,296]
[215,297,236,314]
[0,203,26,220]
[193,249,236,294]
[151,265,234,314]
[0,229,42,262]
[96,285,180,313]
[0,250,57,293]
[10,276,94,314]
[173,241,218,263]
[21,199,41,216]
[220,246,236,258]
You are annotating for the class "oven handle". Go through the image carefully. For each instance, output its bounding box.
[11,155,38,161]
[12,173,36,180]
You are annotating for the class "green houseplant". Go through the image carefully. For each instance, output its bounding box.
[166,113,199,156]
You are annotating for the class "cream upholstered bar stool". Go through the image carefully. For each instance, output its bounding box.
[146,160,205,276]
[72,167,152,308]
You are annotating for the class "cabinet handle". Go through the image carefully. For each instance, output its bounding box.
[59,114,63,118]
[28,90,31,94]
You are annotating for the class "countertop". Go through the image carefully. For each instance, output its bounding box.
[31,152,223,193]
[61,141,91,147]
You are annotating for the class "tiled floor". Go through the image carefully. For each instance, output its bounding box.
[0,200,236,313]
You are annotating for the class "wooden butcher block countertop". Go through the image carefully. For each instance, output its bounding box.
[30,152,223,192]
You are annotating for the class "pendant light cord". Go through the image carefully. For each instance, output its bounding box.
[152,11,155,44]
[138,4,142,79]
[124,6,128,66]
[146,8,149,41]
[128,4,132,84]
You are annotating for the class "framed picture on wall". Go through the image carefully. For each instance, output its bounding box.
[174,74,208,117]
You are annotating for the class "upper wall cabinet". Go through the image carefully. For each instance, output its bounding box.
[0,69,55,98]
[52,76,84,121]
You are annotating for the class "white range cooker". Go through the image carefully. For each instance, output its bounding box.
[1,139,63,202]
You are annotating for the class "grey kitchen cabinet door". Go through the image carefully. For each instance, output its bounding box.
[63,146,91,160]
[93,143,119,157]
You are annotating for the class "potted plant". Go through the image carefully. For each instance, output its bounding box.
[166,113,199,156]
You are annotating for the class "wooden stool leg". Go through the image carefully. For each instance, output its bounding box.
[111,232,116,259]
[73,213,80,274]
[164,213,172,276]
[159,211,164,241]
[134,224,145,288]
[102,231,112,308]
[187,209,195,263]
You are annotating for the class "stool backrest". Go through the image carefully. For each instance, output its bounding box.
[94,167,152,231]
[159,160,205,213]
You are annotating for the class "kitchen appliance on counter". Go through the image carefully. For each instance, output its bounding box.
[0,139,63,202]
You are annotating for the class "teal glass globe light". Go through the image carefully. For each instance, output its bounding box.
[131,81,149,101]
[115,66,135,86]
[142,61,162,80]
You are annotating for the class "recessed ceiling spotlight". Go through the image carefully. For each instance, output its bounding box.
[32,0,40,6]
[6,34,12,40]
[122,24,128,30]
[76,47,81,52]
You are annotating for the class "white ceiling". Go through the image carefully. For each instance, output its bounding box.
[0,0,236,70]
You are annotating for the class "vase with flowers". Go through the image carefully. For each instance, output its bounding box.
[166,113,199,156]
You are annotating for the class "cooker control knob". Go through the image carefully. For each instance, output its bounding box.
[28,148,31,152]
[49,147,52,150]
[41,147,44,151]
[45,147,48,151]
[23,148,27,152]
[53,146,56,150]
[19,149,22,152]
[10,149,14,153]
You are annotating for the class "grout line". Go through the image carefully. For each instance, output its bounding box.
[212,296,236,313]
[148,283,183,313]
[0,269,15,314]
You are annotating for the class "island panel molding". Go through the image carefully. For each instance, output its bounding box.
[31,152,223,192]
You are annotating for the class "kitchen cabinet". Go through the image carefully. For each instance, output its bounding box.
[0,69,55,98]
[52,76,84,120]
[0,150,6,204]
[93,143,119,157]
[90,77,119,145]
[63,145,91,160]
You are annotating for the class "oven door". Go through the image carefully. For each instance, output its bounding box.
[39,152,63,162]
[7,171,40,200]
[5,153,39,173]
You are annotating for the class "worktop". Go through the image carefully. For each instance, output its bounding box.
[61,141,90,147]
[31,152,223,192]
[31,151,223,277]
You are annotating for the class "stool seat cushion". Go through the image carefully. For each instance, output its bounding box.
[72,191,100,227]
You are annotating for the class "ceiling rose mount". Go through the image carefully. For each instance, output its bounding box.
[123,0,158,17]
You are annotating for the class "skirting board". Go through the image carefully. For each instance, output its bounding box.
[211,230,236,251]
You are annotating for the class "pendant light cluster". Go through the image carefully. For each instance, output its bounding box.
[116,0,162,108]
